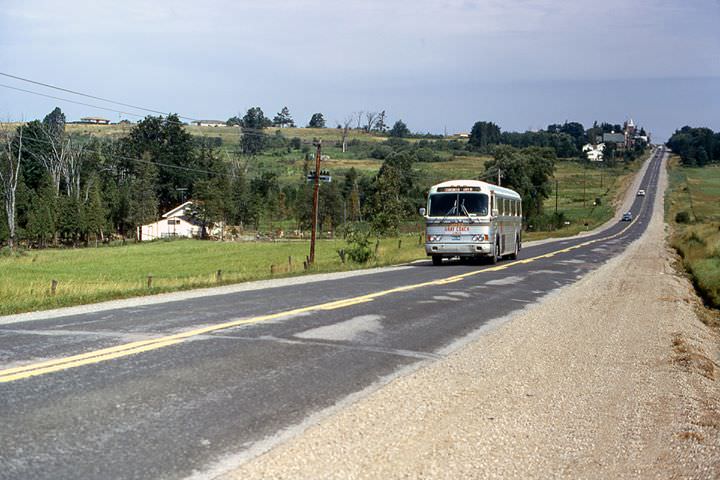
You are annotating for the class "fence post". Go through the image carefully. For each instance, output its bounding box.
[271,264,276,275]
[288,256,292,270]
[147,274,153,289]
[216,269,222,282]
[51,279,58,295]
[398,239,402,249]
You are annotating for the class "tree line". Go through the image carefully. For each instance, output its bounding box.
[468,120,648,164]
[666,126,720,167]
[2,107,643,251]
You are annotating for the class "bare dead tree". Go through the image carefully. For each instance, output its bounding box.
[25,124,68,196]
[339,115,354,153]
[62,137,86,199]
[0,122,23,250]
[355,111,363,130]
[364,111,378,133]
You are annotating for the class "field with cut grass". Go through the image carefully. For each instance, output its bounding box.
[0,236,425,315]
[666,157,720,309]
[0,123,648,315]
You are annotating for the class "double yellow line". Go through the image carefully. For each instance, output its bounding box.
[0,215,642,384]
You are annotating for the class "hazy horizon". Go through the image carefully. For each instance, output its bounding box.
[1,0,718,141]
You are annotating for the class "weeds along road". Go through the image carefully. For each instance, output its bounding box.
[0,149,665,480]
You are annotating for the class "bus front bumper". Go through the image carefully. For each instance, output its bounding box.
[425,243,492,257]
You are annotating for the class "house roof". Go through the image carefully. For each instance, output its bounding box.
[193,120,226,124]
[603,133,625,143]
[162,201,194,218]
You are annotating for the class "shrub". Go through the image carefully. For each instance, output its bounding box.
[675,211,691,224]
[370,145,394,160]
[341,222,374,263]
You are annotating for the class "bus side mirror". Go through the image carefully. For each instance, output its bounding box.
[419,207,426,216]
[492,209,499,217]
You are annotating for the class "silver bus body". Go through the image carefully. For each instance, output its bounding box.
[422,180,522,265]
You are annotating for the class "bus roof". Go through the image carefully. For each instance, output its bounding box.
[429,179,521,200]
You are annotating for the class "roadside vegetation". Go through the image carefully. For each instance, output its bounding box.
[666,153,720,310]
[0,107,648,314]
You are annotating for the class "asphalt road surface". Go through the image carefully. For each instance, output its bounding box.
[0,148,665,480]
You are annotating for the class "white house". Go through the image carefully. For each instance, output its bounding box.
[192,120,227,127]
[582,142,606,162]
[137,201,203,241]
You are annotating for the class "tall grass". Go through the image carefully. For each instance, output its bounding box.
[666,158,720,309]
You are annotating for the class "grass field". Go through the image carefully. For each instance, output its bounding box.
[0,236,425,315]
[666,157,720,309]
[0,124,647,315]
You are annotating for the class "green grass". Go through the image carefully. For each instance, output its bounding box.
[0,236,426,315]
[1,125,647,314]
[666,157,720,309]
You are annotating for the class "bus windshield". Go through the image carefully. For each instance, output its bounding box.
[428,193,489,217]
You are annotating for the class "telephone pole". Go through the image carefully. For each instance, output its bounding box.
[308,140,322,265]
[555,179,559,214]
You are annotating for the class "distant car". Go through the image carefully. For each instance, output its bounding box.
[621,212,633,221]
[637,189,646,196]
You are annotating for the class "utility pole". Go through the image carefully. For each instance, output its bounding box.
[308,140,322,265]
[555,179,559,214]
[583,167,587,208]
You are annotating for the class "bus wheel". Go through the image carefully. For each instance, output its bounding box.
[432,255,442,266]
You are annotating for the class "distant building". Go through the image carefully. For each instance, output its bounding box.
[603,132,626,148]
[192,120,227,127]
[137,201,203,241]
[582,142,605,162]
[455,132,470,138]
[80,117,110,125]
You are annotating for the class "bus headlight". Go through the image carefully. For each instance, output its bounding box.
[472,234,489,241]
[427,235,441,243]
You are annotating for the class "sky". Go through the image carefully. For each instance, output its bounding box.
[0,0,718,141]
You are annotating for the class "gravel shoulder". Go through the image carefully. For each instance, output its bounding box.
[217,154,720,479]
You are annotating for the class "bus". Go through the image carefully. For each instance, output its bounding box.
[420,180,523,266]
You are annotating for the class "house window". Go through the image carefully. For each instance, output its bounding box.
[168,219,178,225]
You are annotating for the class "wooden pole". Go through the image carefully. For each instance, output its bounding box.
[51,279,57,295]
[309,140,322,265]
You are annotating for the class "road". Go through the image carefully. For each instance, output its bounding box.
[0,148,664,480]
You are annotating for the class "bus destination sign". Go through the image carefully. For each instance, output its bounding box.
[437,186,481,192]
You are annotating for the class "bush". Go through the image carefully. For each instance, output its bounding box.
[341,222,374,263]
[675,211,691,224]
[370,145,394,160]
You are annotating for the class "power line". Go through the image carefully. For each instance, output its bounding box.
[0,71,186,120]
[0,78,289,139]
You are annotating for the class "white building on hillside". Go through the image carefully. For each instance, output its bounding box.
[137,201,203,241]
[582,142,606,162]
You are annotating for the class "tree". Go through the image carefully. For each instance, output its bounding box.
[364,112,378,132]
[83,175,108,245]
[25,174,57,247]
[43,107,66,140]
[339,115,354,152]
[483,145,555,220]
[468,121,501,151]
[367,163,403,236]
[240,107,270,156]
[121,114,195,211]
[273,106,294,128]
[389,120,410,138]
[307,113,326,129]
[0,123,23,249]
[373,110,387,132]
[128,153,158,239]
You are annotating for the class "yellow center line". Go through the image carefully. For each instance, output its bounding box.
[0,213,643,384]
